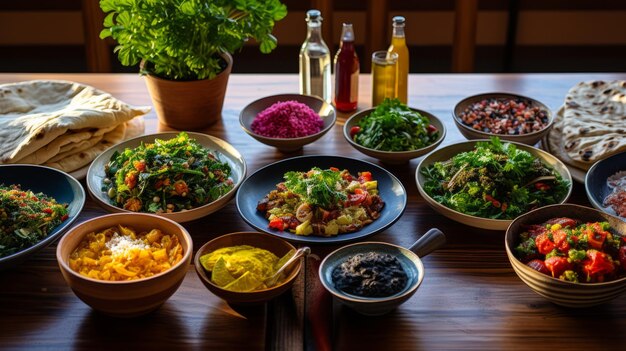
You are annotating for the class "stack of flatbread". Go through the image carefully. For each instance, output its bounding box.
[546,80,626,174]
[0,80,149,175]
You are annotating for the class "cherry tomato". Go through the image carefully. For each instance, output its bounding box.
[133,160,146,172]
[484,194,501,208]
[268,217,285,231]
[349,126,361,138]
[534,182,551,191]
[426,124,438,134]
[582,250,615,282]
[535,233,555,255]
[544,256,571,278]
[358,171,372,183]
[348,193,367,206]
[552,229,570,253]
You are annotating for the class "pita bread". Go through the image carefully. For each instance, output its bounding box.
[0,80,150,165]
[44,123,127,172]
[560,80,626,164]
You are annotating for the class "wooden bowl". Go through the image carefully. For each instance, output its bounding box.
[56,213,192,317]
[453,92,554,146]
[505,204,626,307]
[194,232,302,304]
[416,139,572,230]
[343,107,446,164]
[239,94,336,152]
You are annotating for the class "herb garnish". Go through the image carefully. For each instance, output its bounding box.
[284,167,346,209]
[353,98,439,151]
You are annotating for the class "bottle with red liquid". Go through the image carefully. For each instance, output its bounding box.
[333,23,359,112]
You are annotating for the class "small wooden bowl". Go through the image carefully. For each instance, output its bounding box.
[194,232,302,304]
[56,213,192,317]
[505,204,626,307]
[239,94,336,152]
[453,92,554,146]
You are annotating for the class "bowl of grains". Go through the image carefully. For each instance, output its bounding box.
[56,213,192,317]
[453,92,554,146]
[239,94,336,152]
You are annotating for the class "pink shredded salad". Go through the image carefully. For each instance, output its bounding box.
[251,100,324,138]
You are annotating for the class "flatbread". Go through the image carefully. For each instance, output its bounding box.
[44,123,127,172]
[560,80,626,164]
[0,80,150,165]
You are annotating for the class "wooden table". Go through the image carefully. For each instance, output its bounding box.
[1,73,625,351]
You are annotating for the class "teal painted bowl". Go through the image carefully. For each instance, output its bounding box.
[319,228,445,316]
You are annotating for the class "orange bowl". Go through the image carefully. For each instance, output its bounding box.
[56,213,192,317]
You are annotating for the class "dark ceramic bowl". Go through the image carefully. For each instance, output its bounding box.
[505,204,626,307]
[194,232,302,304]
[453,92,554,146]
[236,155,407,244]
[343,107,446,164]
[585,151,626,220]
[0,165,85,270]
[239,94,336,152]
[319,228,446,316]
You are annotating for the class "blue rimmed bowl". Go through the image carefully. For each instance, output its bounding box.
[585,151,626,220]
[0,164,85,270]
[319,228,446,316]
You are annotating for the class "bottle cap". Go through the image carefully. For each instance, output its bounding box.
[307,9,322,21]
[392,16,405,24]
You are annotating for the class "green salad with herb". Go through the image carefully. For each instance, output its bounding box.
[421,137,569,219]
[0,185,68,258]
[103,132,234,213]
[350,98,439,151]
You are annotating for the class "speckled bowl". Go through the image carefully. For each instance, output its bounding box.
[453,92,554,146]
[319,228,446,316]
[505,204,626,307]
[585,151,626,220]
[239,94,336,152]
[343,107,446,164]
[57,213,193,317]
[194,232,302,304]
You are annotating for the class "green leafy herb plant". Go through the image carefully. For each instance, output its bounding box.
[99,0,288,80]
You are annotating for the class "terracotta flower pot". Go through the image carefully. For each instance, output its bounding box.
[144,52,233,130]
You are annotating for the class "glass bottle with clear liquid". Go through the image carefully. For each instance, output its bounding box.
[388,16,409,103]
[299,9,331,102]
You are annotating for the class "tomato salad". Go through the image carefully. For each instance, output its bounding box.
[257,167,384,237]
[515,217,626,283]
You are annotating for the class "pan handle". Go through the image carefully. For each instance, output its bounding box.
[408,228,446,258]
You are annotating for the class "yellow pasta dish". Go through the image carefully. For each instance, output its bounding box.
[69,225,183,281]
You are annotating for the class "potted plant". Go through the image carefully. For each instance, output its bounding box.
[99,0,287,130]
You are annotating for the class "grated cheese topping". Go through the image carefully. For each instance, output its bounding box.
[106,232,149,259]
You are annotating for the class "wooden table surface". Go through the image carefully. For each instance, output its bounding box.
[1,73,625,351]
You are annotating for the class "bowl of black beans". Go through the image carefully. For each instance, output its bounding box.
[318,228,446,316]
[453,92,553,146]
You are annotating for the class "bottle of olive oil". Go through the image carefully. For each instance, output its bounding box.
[299,10,331,102]
[388,16,409,103]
